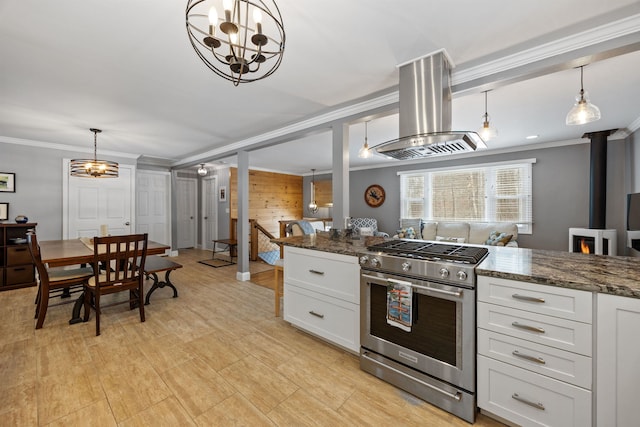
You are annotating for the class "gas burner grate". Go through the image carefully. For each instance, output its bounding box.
[367,239,489,264]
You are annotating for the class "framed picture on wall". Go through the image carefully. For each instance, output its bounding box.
[0,172,15,192]
[0,203,8,221]
[219,186,227,202]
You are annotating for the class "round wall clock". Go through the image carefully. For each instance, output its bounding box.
[364,184,386,208]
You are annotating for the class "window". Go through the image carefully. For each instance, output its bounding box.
[399,159,534,233]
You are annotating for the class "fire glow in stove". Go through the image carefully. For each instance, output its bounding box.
[358,239,488,423]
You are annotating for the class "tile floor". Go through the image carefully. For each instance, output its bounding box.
[0,248,505,426]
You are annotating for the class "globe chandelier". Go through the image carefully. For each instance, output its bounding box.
[186,0,285,86]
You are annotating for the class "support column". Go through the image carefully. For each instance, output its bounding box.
[331,122,350,228]
[236,150,250,281]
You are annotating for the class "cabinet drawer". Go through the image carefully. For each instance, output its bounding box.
[5,265,35,285]
[284,284,359,352]
[478,329,591,389]
[478,355,591,427]
[7,245,33,266]
[477,276,592,323]
[478,302,592,355]
[284,247,359,304]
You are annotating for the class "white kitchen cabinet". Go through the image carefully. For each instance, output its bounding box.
[596,293,640,427]
[477,276,593,427]
[283,246,360,352]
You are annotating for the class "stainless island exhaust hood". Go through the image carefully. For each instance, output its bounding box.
[374,50,487,159]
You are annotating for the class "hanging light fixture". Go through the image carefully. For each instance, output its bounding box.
[70,129,119,178]
[478,90,497,141]
[358,121,372,159]
[566,65,601,125]
[186,0,285,86]
[197,163,208,176]
[308,168,318,214]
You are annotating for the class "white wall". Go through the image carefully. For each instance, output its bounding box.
[0,142,136,240]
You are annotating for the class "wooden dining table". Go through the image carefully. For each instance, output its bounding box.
[39,238,171,324]
[40,238,170,267]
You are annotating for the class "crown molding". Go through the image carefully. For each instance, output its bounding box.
[172,91,399,167]
[452,13,640,87]
[0,135,140,159]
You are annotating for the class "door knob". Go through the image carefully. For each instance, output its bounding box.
[190,216,194,219]
[125,221,130,226]
[204,216,208,220]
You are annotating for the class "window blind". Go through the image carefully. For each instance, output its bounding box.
[399,160,534,233]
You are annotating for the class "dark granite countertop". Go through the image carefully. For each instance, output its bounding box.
[476,245,640,298]
[272,232,385,257]
[273,234,640,299]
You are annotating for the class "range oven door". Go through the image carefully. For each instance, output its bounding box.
[360,270,476,392]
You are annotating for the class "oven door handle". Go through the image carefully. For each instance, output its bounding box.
[361,274,463,298]
[362,351,462,401]
[411,283,463,298]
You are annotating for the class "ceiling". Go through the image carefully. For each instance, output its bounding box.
[1,1,640,176]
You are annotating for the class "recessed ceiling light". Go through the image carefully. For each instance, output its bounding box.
[526,135,539,140]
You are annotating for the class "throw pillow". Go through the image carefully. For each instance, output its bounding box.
[400,219,422,240]
[485,231,513,246]
[435,235,466,243]
[396,227,416,239]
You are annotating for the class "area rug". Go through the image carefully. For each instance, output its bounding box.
[198,258,235,268]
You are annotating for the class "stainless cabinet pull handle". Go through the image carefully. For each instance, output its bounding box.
[309,310,324,319]
[512,350,546,364]
[309,269,325,275]
[512,393,545,410]
[511,321,545,334]
[512,294,545,303]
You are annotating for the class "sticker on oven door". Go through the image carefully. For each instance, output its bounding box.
[386,279,412,332]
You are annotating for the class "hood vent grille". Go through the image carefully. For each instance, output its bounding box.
[374,50,486,159]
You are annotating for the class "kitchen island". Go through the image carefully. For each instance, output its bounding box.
[275,232,640,298]
[274,233,640,426]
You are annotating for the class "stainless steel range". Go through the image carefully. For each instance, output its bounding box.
[358,239,488,423]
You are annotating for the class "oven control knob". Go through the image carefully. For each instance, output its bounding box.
[439,268,450,278]
[456,271,468,281]
[359,256,369,265]
[371,258,380,268]
[401,262,411,272]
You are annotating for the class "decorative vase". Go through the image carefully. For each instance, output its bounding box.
[15,215,28,224]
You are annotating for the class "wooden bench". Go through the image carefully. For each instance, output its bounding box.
[144,255,182,305]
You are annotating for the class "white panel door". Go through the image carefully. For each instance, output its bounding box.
[176,177,197,248]
[201,176,217,250]
[65,163,134,238]
[136,171,171,246]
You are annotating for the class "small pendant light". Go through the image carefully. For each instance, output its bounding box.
[478,91,497,142]
[566,65,601,125]
[197,163,208,176]
[358,121,372,159]
[308,168,318,214]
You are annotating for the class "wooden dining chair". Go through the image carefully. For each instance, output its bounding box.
[83,233,148,336]
[27,234,94,329]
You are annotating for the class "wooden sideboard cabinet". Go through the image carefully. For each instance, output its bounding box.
[0,223,37,290]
